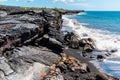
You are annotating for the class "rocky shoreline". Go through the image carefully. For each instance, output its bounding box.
[62,10,84,15]
[0,6,119,80]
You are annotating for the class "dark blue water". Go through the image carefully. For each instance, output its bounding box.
[72,11,120,34]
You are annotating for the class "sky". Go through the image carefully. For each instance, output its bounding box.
[0,0,120,11]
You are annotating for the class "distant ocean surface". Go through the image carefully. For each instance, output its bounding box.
[72,11,120,34]
[62,11,120,79]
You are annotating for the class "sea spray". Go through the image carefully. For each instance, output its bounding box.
[62,15,120,57]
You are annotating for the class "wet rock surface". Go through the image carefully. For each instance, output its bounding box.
[44,53,118,80]
[0,6,118,80]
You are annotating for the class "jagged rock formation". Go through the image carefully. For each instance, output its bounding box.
[0,6,118,80]
[44,53,118,80]
[0,7,64,80]
[0,8,63,56]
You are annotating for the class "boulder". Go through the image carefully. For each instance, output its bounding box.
[35,34,63,52]
[64,32,80,49]
[110,49,117,53]
[57,55,90,74]
[0,58,14,76]
[79,63,89,73]
[97,55,105,61]
[83,44,93,52]
[70,35,80,49]
[79,38,96,52]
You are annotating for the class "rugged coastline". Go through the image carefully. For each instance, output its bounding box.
[0,6,118,80]
[61,10,84,15]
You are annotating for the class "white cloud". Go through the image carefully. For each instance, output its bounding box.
[16,0,19,2]
[27,0,34,2]
[53,0,75,4]
[71,3,94,8]
[53,0,74,3]
[72,3,88,7]
[16,0,35,2]
[53,0,87,3]
[53,0,93,8]
[0,0,7,2]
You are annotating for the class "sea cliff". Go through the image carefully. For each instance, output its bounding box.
[0,6,118,80]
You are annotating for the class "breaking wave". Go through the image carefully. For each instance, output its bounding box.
[62,15,120,79]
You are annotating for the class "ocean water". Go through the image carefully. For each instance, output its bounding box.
[62,11,120,79]
[73,11,120,34]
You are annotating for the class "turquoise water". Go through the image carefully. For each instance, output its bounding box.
[73,11,120,34]
[68,11,120,79]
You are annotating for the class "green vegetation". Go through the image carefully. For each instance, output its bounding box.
[53,8,66,13]
[21,6,66,13]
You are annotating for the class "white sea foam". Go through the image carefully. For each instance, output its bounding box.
[62,15,120,79]
[77,12,87,16]
[101,58,120,79]
[104,59,120,64]
[62,15,120,57]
